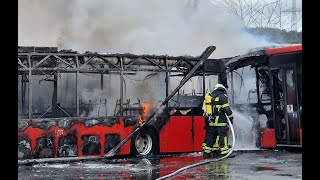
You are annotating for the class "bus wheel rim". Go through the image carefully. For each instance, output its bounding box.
[135,132,152,155]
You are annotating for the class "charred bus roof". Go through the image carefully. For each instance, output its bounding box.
[18,46,226,76]
[226,44,302,71]
[265,44,302,55]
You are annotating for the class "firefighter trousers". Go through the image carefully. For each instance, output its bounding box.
[203,126,230,155]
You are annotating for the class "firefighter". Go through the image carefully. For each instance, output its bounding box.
[202,83,234,159]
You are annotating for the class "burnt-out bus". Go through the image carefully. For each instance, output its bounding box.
[226,45,302,148]
[18,46,227,160]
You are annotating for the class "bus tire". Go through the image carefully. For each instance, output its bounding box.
[131,127,158,157]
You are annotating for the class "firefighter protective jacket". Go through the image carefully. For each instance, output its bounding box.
[206,88,234,126]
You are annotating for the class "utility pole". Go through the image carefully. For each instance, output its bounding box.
[282,0,301,32]
[291,0,297,32]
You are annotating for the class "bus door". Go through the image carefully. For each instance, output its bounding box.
[270,66,301,146]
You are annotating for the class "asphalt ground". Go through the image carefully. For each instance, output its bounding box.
[18,149,302,180]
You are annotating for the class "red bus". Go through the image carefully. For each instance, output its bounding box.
[226,44,302,148]
[18,46,228,160]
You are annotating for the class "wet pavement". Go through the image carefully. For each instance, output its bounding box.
[18,149,302,180]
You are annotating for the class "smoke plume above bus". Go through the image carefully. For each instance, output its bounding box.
[18,0,276,117]
[18,0,274,58]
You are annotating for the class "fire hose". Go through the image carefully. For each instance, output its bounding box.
[156,117,236,180]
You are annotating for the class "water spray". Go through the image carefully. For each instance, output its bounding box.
[156,116,236,180]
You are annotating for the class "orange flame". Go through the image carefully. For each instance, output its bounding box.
[138,102,151,125]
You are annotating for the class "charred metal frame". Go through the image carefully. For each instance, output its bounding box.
[227,54,269,110]
[226,48,302,147]
[18,47,224,120]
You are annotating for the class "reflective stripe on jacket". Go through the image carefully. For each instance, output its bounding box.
[209,90,233,126]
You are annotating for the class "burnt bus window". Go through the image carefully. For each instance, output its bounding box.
[18,75,29,119]
[230,66,257,104]
[276,69,285,138]
[81,135,101,155]
[285,69,300,143]
[18,139,32,159]
[18,75,54,119]
[204,75,219,93]
[58,135,78,157]
[297,64,302,130]
[120,70,165,116]
[34,75,55,117]
[77,73,110,117]
[34,137,55,159]
[256,67,272,129]
[168,74,218,108]
[104,134,120,154]
[258,67,271,105]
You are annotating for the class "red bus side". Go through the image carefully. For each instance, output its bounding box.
[18,115,207,159]
[159,116,205,153]
[18,117,133,159]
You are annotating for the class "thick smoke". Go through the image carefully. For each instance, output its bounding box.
[18,0,276,118]
[18,0,274,58]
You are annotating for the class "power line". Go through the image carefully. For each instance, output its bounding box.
[282,0,301,31]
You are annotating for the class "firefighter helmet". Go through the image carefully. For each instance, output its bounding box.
[214,83,226,90]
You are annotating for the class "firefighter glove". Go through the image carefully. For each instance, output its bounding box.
[229,116,234,124]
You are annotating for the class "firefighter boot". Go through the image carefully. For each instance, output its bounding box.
[203,152,211,159]
[226,145,235,158]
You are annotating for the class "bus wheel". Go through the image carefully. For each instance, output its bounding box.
[131,128,158,156]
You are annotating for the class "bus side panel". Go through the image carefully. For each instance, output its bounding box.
[193,116,206,151]
[18,117,133,160]
[159,122,169,153]
[159,116,193,153]
[260,128,276,148]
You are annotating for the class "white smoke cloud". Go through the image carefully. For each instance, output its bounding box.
[18,0,275,58]
[229,110,259,150]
